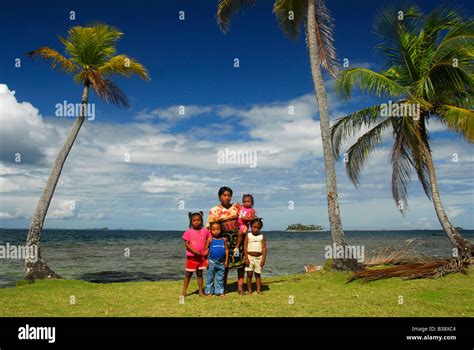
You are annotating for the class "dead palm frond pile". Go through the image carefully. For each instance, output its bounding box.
[348,257,470,283]
[349,239,471,283]
[363,238,430,266]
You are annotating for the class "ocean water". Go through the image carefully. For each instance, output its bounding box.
[0,229,472,288]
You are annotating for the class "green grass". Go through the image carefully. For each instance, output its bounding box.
[0,269,473,317]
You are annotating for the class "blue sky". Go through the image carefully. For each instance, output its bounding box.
[0,0,473,230]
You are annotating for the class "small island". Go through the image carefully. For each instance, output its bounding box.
[285,223,324,232]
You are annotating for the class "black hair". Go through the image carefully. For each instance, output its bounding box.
[242,193,254,205]
[250,217,263,229]
[218,186,233,198]
[209,222,221,230]
[188,211,203,228]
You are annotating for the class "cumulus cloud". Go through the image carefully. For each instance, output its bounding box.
[141,174,213,195]
[47,200,76,219]
[0,209,25,220]
[1,86,472,230]
[0,84,58,164]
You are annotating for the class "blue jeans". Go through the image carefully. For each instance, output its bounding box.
[205,259,225,295]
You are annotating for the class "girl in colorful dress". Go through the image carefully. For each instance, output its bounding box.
[181,211,211,298]
[207,186,246,294]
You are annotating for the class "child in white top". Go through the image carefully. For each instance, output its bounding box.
[244,217,266,295]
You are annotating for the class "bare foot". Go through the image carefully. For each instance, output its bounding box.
[238,289,246,296]
[247,291,253,295]
[256,291,263,295]
[218,294,226,297]
[206,294,213,297]
[199,292,206,297]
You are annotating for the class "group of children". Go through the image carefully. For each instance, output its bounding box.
[180,194,267,298]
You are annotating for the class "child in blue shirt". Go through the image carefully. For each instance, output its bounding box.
[205,222,229,296]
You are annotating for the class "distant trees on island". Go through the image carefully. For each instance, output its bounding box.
[286,223,324,231]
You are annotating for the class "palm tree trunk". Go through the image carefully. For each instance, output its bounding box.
[421,142,472,258]
[307,1,357,270]
[25,83,90,280]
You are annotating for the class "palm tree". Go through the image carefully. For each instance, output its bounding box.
[217,0,357,270]
[331,3,473,257]
[26,24,149,279]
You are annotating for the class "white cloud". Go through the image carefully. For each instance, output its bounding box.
[0,209,25,219]
[416,217,434,229]
[1,86,473,230]
[0,163,22,176]
[135,105,213,122]
[0,177,21,192]
[298,183,325,190]
[47,200,76,219]
[446,207,466,219]
[0,84,58,164]
[77,212,106,220]
[141,174,213,195]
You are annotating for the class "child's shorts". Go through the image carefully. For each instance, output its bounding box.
[186,256,207,272]
[245,255,263,274]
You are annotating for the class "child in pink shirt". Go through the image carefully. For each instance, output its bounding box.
[234,194,256,257]
[181,211,211,298]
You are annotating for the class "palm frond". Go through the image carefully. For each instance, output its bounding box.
[373,1,422,42]
[423,4,463,39]
[395,25,420,80]
[390,120,413,214]
[435,22,474,70]
[311,0,338,78]
[404,116,432,200]
[216,0,256,33]
[431,88,473,111]
[59,24,123,68]
[427,64,473,99]
[273,0,307,40]
[331,105,385,158]
[345,118,393,186]
[390,115,430,212]
[436,105,474,142]
[337,68,405,99]
[429,18,474,68]
[417,1,464,71]
[85,70,130,109]
[98,55,149,80]
[373,2,422,76]
[27,47,77,73]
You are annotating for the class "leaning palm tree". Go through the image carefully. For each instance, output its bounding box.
[331,3,473,257]
[217,0,358,270]
[26,24,149,279]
